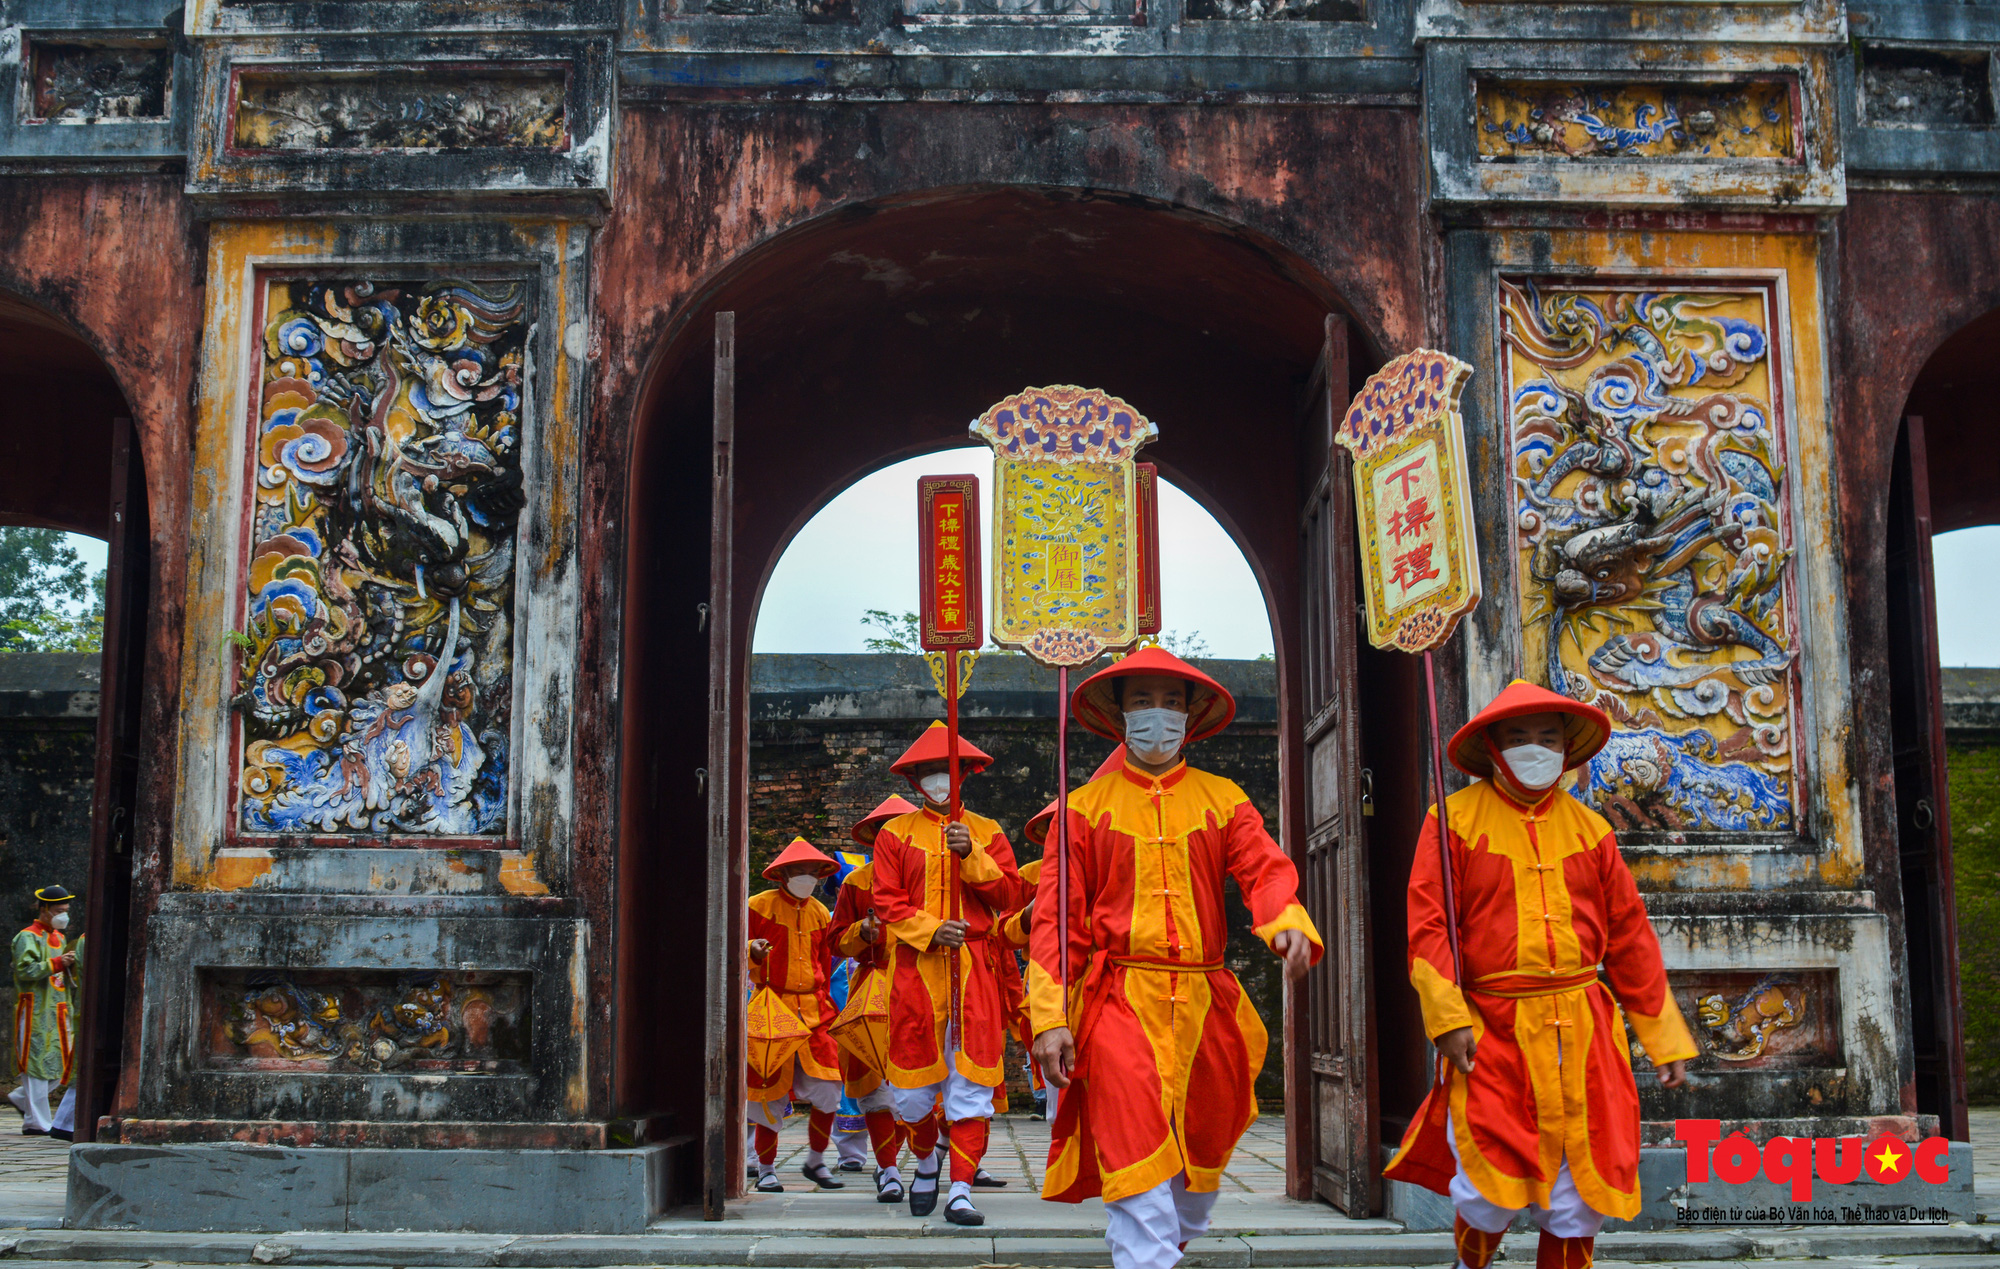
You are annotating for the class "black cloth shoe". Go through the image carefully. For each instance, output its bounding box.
[49,1128,72,1142]
[908,1167,941,1217]
[837,1159,865,1172]
[874,1167,905,1203]
[801,1161,846,1189]
[971,1167,1007,1188]
[21,1127,46,1136]
[754,1173,785,1193]
[944,1193,985,1226]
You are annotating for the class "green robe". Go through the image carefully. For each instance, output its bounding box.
[12,923,79,1082]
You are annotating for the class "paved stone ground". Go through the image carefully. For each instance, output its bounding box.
[3,1100,1996,1263]
[751,1109,1286,1196]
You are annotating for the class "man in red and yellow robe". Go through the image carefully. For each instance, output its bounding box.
[828,794,922,1202]
[1385,680,1696,1269]
[746,837,847,1193]
[873,721,1026,1226]
[1029,649,1319,1269]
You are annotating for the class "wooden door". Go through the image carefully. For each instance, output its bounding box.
[72,416,148,1143]
[1886,414,1969,1140]
[1289,316,1378,1212]
[703,313,742,1216]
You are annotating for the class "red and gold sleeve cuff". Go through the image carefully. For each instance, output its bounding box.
[1626,998,1701,1066]
[1411,957,1474,1039]
[1252,902,1325,965]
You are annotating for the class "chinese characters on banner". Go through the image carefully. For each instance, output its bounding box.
[1334,350,1481,653]
[919,476,982,650]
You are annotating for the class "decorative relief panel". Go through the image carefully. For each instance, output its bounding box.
[231,278,528,840]
[900,0,1136,21]
[1476,80,1796,161]
[28,41,171,121]
[1658,969,1838,1069]
[1187,0,1361,20]
[1504,279,1801,836]
[203,969,532,1072]
[232,69,566,152]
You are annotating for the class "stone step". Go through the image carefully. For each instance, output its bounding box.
[2,1225,1995,1268]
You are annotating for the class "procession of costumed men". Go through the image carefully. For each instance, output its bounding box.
[742,657,1696,1269]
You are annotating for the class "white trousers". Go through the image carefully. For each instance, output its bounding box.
[836,1130,870,1167]
[7,1077,55,1132]
[745,1063,843,1129]
[1104,1173,1219,1269]
[53,1086,75,1133]
[890,1037,994,1124]
[1446,1112,1604,1240]
[852,1084,895,1114]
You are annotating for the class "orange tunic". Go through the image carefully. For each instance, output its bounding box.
[1028,761,1322,1203]
[747,887,842,1102]
[827,861,890,1095]
[872,806,1025,1088]
[1384,778,1699,1219]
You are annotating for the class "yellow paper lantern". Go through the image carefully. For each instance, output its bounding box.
[829,967,892,1077]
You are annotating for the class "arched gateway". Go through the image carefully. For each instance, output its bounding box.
[612,187,1430,1214]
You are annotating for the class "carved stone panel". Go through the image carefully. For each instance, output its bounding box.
[1187,0,1361,20]
[1660,969,1840,1070]
[1476,80,1797,161]
[1503,279,1802,837]
[232,278,529,842]
[202,968,532,1073]
[899,0,1136,21]
[232,68,567,152]
[27,40,171,121]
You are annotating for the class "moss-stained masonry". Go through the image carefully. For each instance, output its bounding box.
[1942,669,2000,1104]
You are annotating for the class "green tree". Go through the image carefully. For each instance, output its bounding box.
[861,609,923,653]
[1161,629,1211,659]
[0,528,104,652]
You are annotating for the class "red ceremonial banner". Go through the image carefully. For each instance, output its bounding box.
[918,475,982,651]
[1135,462,1161,637]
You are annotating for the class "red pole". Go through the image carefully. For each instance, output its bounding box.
[1422,650,1464,991]
[947,649,963,1035]
[1056,660,1072,1104]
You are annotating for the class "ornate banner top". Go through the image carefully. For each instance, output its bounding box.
[971,384,1157,464]
[972,385,1154,667]
[1335,349,1483,653]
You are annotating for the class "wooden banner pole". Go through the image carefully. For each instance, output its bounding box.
[948,648,963,1037]
[1054,665,1070,1116]
[1422,648,1464,1083]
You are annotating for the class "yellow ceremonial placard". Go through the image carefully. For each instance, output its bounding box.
[1335,350,1482,653]
[969,386,1157,667]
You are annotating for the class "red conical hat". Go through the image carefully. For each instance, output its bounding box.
[889,720,995,776]
[851,795,919,847]
[762,836,838,881]
[1070,646,1235,744]
[1446,679,1611,778]
[1023,748,1127,847]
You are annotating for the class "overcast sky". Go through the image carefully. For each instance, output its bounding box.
[64,501,1998,667]
[751,446,1276,659]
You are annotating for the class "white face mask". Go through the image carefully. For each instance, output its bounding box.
[1499,743,1565,791]
[784,874,819,900]
[918,773,953,804]
[51,912,68,931]
[1124,708,1188,766]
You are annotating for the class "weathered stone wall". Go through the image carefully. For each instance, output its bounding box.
[0,653,99,1079]
[1941,669,2000,1104]
[749,653,1287,1103]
